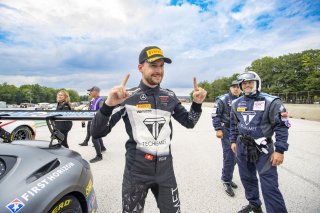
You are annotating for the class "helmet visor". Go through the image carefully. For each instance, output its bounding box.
[237,73,257,82]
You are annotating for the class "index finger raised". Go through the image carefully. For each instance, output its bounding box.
[193,77,199,91]
[121,74,130,87]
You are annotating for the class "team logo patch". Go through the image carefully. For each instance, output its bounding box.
[6,198,25,213]
[241,111,256,125]
[140,94,147,101]
[280,112,291,128]
[159,96,169,101]
[253,101,265,111]
[145,154,154,160]
[143,117,166,140]
[281,112,288,118]
[136,104,151,109]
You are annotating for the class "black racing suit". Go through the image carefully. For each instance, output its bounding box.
[55,102,73,148]
[91,81,202,213]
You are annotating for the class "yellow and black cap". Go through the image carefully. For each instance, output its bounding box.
[139,46,172,64]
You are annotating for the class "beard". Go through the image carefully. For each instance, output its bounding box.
[145,73,163,86]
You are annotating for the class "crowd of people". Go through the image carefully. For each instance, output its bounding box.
[53,46,290,213]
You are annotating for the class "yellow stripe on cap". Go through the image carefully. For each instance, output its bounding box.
[147,56,164,63]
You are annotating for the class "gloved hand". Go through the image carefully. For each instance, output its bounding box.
[239,135,255,146]
[246,145,258,163]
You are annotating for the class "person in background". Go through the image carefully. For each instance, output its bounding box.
[212,80,241,197]
[78,100,92,146]
[56,90,73,148]
[230,71,290,213]
[83,86,107,163]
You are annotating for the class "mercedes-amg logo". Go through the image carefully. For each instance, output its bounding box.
[143,117,166,140]
[140,94,147,100]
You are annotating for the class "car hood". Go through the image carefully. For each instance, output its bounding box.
[0,141,92,212]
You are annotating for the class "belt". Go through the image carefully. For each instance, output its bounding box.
[239,135,272,146]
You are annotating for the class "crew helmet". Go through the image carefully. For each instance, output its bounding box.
[236,71,261,94]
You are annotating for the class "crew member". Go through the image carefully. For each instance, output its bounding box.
[212,80,241,197]
[230,71,290,213]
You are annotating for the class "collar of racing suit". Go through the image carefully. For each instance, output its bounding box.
[139,80,160,95]
[244,91,260,99]
[228,92,239,100]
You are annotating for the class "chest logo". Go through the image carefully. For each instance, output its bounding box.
[253,101,265,111]
[241,111,256,125]
[140,94,147,100]
[159,96,169,101]
[237,107,246,112]
[136,104,151,109]
[143,117,166,140]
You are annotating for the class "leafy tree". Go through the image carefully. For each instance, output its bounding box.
[0,83,19,104]
[0,83,82,104]
[246,49,320,93]
[198,49,319,101]
[67,89,81,102]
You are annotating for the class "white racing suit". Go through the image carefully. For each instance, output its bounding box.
[91,81,202,213]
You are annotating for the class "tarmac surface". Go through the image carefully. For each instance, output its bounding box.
[35,105,320,213]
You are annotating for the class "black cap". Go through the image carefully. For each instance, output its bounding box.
[139,46,172,64]
[230,80,239,87]
[87,86,100,92]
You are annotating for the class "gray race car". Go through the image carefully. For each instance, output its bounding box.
[0,110,98,213]
[0,141,98,213]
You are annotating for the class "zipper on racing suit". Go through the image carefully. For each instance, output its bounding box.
[152,93,158,173]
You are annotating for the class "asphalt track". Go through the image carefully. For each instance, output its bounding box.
[35,105,320,213]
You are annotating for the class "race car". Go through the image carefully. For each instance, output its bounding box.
[0,110,98,213]
[0,140,98,213]
[0,120,36,142]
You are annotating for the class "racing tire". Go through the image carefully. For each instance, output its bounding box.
[49,195,83,213]
[10,126,33,141]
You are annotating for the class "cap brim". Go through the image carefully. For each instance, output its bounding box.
[147,56,172,64]
[163,57,172,64]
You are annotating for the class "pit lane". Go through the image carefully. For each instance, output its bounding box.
[34,105,320,213]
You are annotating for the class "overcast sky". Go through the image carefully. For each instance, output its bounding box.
[0,0,319,95]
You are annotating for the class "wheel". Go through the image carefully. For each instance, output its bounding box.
[49,195,83,213]
[10,126,33,141]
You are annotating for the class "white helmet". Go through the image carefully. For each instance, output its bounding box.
[237,71,261,95]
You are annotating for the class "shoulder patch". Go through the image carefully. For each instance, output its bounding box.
[160,88,175,97]
[260,92,279,101]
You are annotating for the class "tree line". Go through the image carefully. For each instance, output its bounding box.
[0,83,88,104]
[198,49,320,102]
[1,49,319,104]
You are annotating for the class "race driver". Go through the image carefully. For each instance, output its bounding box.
[91,46,207,213]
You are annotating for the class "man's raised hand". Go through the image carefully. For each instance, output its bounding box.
[105,74,130,106]
[192,77,207,104]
